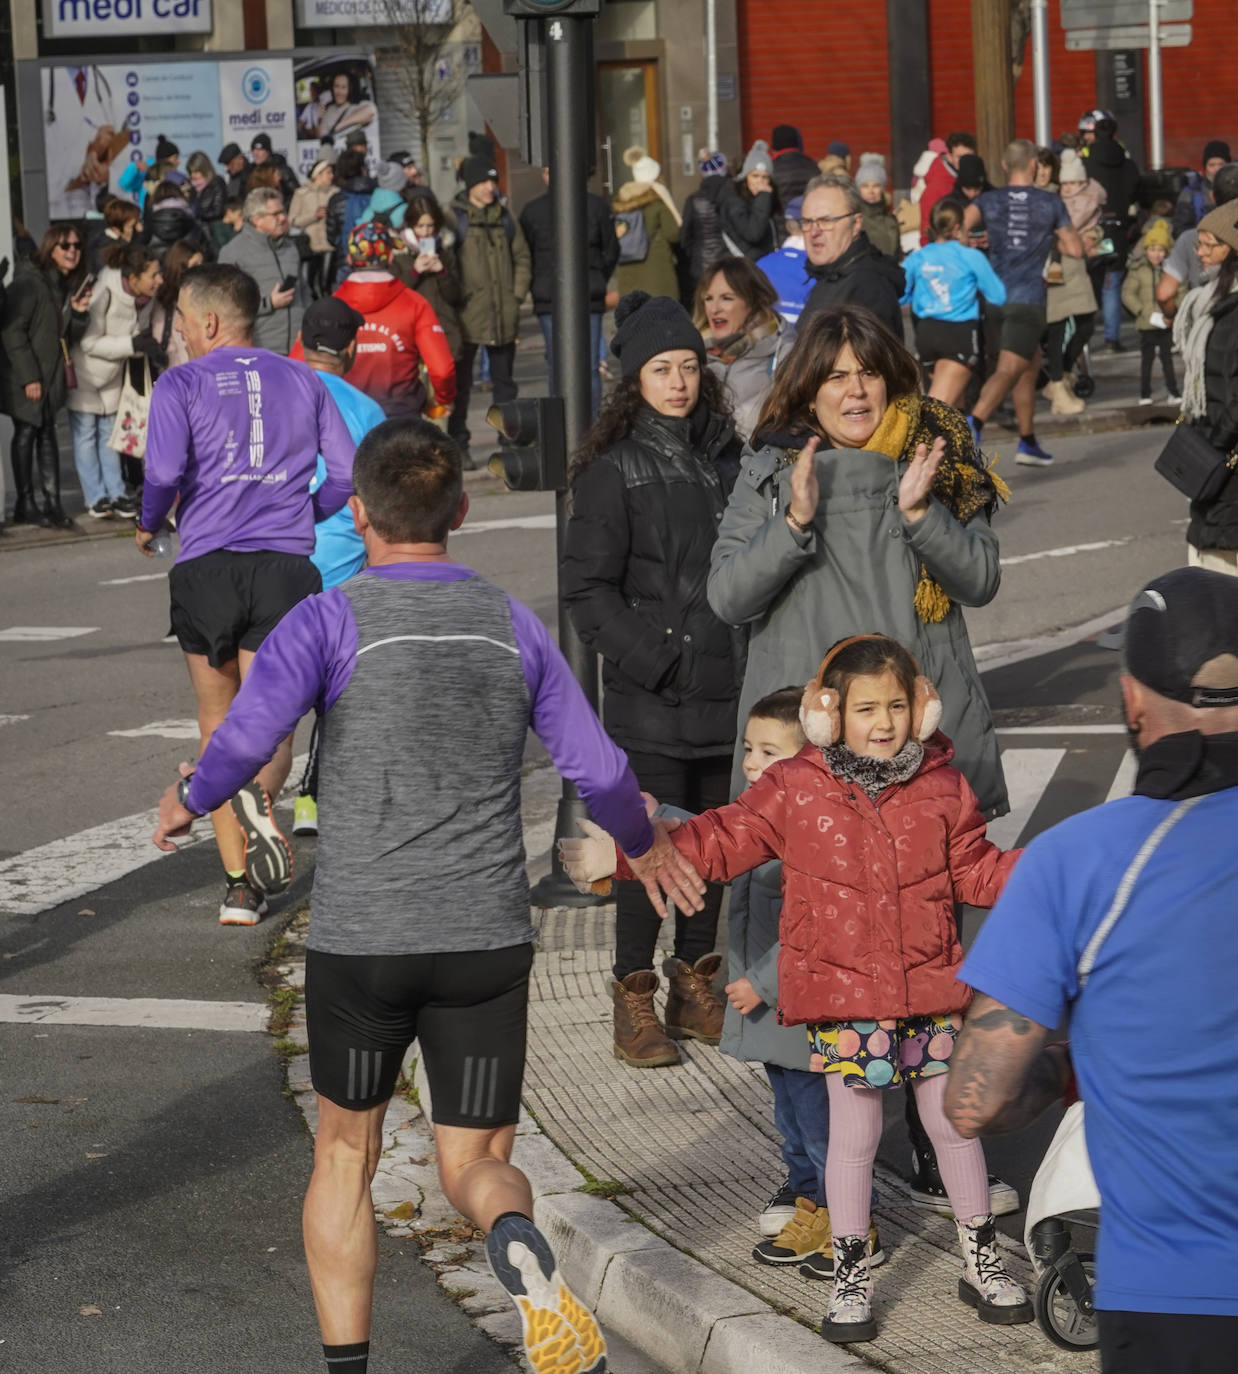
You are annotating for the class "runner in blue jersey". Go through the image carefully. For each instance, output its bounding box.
[136,263,357,925]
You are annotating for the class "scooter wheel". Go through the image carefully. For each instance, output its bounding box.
[1033,1254,1099,1350]
[1073,374,1096,399]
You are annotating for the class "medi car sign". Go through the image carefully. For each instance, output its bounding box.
[43,0,212,39]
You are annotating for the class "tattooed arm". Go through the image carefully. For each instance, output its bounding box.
[944,995,1072,1138]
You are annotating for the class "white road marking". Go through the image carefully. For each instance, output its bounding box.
[454,513,556,536]
[108,719,201,740]
[985,748,1066,850]
[0,626,98,642]
[997,724,1126,734]
[1105,749,1137,803]
[0,994,268,1032]
[0,714,30,727]
[973,605,1127,670]
[99,571,167,586]
[1002,538,1132,567]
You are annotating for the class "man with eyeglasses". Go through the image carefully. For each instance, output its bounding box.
[219,189,308,355]
[798,172,905,342]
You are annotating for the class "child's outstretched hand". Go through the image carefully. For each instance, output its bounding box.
[725,977,763,1016]
[558,818,619,896]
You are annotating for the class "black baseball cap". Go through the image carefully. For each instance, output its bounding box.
[219,142,243,163]
[1119,568,1238,707]
[301,297,365,356]
[386,150,417,167]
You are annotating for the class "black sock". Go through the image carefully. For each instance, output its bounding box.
[323,1342,369,1373]
[1020,432,1036,446]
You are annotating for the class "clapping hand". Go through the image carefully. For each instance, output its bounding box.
[898,436,944,522]
[787,435,821,530]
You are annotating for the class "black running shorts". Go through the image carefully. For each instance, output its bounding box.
[169,550,321,668]
[915,317,981,369]
[304,943,536,1127]
[991,303,1048,362]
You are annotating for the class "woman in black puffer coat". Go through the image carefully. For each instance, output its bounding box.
[145,181,209,260]
[563,291,744,1068]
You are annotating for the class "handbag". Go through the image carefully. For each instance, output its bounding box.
[1154,418,1238,502]
[60,338,77,390]
[109,356,152,460]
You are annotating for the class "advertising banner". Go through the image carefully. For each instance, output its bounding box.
[296,0,451,27]
[294,53,382,177]
[218,59,298,169]
[43,0,212,41]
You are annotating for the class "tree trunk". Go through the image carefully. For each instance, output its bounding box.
[971,0,1016,184]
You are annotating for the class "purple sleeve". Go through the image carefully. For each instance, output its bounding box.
[311,377,357,522]
[141,370,190,532]
[509,597,654,858]
[184,590,358,815]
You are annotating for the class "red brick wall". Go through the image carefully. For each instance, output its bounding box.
[738,0,1238,177]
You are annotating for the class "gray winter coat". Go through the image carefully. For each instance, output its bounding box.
[707,441,1008,819]
[218,223,309,356]
[707,318,794,442]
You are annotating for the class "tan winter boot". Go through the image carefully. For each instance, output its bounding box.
[662,953,725,1043]
[612,970,680,1067]
[1045,378,1085,415]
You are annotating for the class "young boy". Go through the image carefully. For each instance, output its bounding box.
[1122,219,1182,405]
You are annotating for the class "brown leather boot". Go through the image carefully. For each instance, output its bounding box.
[612,970,680,1068]
[662,953,725,1044]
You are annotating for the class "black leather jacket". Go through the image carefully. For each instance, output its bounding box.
[563,404,745,757]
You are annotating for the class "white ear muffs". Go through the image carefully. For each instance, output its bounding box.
[911,675,942,741]
[799,682,842,748]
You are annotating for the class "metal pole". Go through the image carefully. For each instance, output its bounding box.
[1031,0,1051,148]
[705,0,719,153]
[1147,0,1164,169]
[530,12,605,909]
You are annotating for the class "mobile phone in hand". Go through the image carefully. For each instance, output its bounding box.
[279,274,298,294]
[418,237,436,255]
[77,273,96,294]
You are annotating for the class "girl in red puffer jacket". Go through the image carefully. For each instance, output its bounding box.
[563,633,1030,1344]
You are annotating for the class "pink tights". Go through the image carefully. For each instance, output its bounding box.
[824,1071,990,1237]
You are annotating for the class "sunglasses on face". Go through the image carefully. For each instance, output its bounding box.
[57,241,81,251]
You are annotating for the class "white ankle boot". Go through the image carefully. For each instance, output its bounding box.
[956,1214,1033,1324]
[820,1234,877,1344]
[1045,378,1085,415]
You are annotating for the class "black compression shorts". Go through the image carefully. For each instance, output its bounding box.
[915,316,981,368]
[304,943,535,1127]
[169,550,321,669]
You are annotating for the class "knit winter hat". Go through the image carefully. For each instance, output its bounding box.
[375,159,407,192]
[1058,148,1087,183]
[155,134,179,162]
[624,146,661,184]
[1203,140,1232,169]
[1198,200,1238,253]
[610,291,705,378]
[347,220,398,268]
[772,124,803,153]
[1141,217,1173,252]
[459,155,498,190]
[698,148,728,176]
[956,153,988,189]
[741,140,773,179]
[855,153,887,188]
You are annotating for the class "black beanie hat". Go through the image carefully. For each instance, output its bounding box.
[155,134,179,162]
[771,124,802,153]
[1203,140,1232,169]
[611,291,705,378]
[460,155,498,190]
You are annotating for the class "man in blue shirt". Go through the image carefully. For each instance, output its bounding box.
[947,567,1238,1374]
[756,196,813,325]
[962,139,1083,468]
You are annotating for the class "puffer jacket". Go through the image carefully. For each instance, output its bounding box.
[800,233,906,342]
[563,404,744,758]
[1121,258,1180,330]
[706,314,794,441]
[679,175,729,292]
[192,177,226,228]
[0,260,90,426]
[719,181,778,260]
[146,199,207,259]
[618,738,1017,1025]
[520,189,618,316]
[66,266,140,415]
[1188,289,1238,551]
[450,193,532,347]
[771,148,819,208]
[612,184,680,300]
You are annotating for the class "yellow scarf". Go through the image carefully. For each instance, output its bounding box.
[862,394,1011,623]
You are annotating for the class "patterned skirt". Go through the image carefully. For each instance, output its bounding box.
[807,1013,962,1089]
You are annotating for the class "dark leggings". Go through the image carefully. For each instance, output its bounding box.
[10,415,64,514]
[1139,328,1178,398]
[612,750,732,981]
[1043,313,1095,382]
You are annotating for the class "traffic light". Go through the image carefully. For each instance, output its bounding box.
[503,0,600,13]
[485,396,567,491]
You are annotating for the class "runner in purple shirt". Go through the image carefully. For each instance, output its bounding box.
[135,263,357,926]
[151,419,704,1374]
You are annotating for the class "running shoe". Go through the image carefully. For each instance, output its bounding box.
[111,494,138,518]
[219,878,269,926]
[485,1214,607,1373]
[292,794,318,837]
[87,500,113,519]
[907,1147,1020,1217]
[1138,396,1154,406]
[230,782,293,894]
[1015,439,1054,467]
[758,1175,798,1237]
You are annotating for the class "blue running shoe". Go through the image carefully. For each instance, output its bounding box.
[965,415,982,450]
[1016,439,1054,467]
[485,1214,607,1373]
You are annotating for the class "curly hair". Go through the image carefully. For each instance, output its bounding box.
[568,368,732,490]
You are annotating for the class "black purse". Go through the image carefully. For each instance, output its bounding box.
[1154,420,1238,503]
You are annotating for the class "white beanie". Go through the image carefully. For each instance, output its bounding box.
[624,145,660,184]
[855,152,888,188]
[1059,148,1087,184]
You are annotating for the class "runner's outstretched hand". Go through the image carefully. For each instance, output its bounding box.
[625,818,706,919]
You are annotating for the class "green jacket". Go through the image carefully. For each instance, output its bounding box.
[613,185,680,300]
[450,194,532,347]
[1121,258,1180,330]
